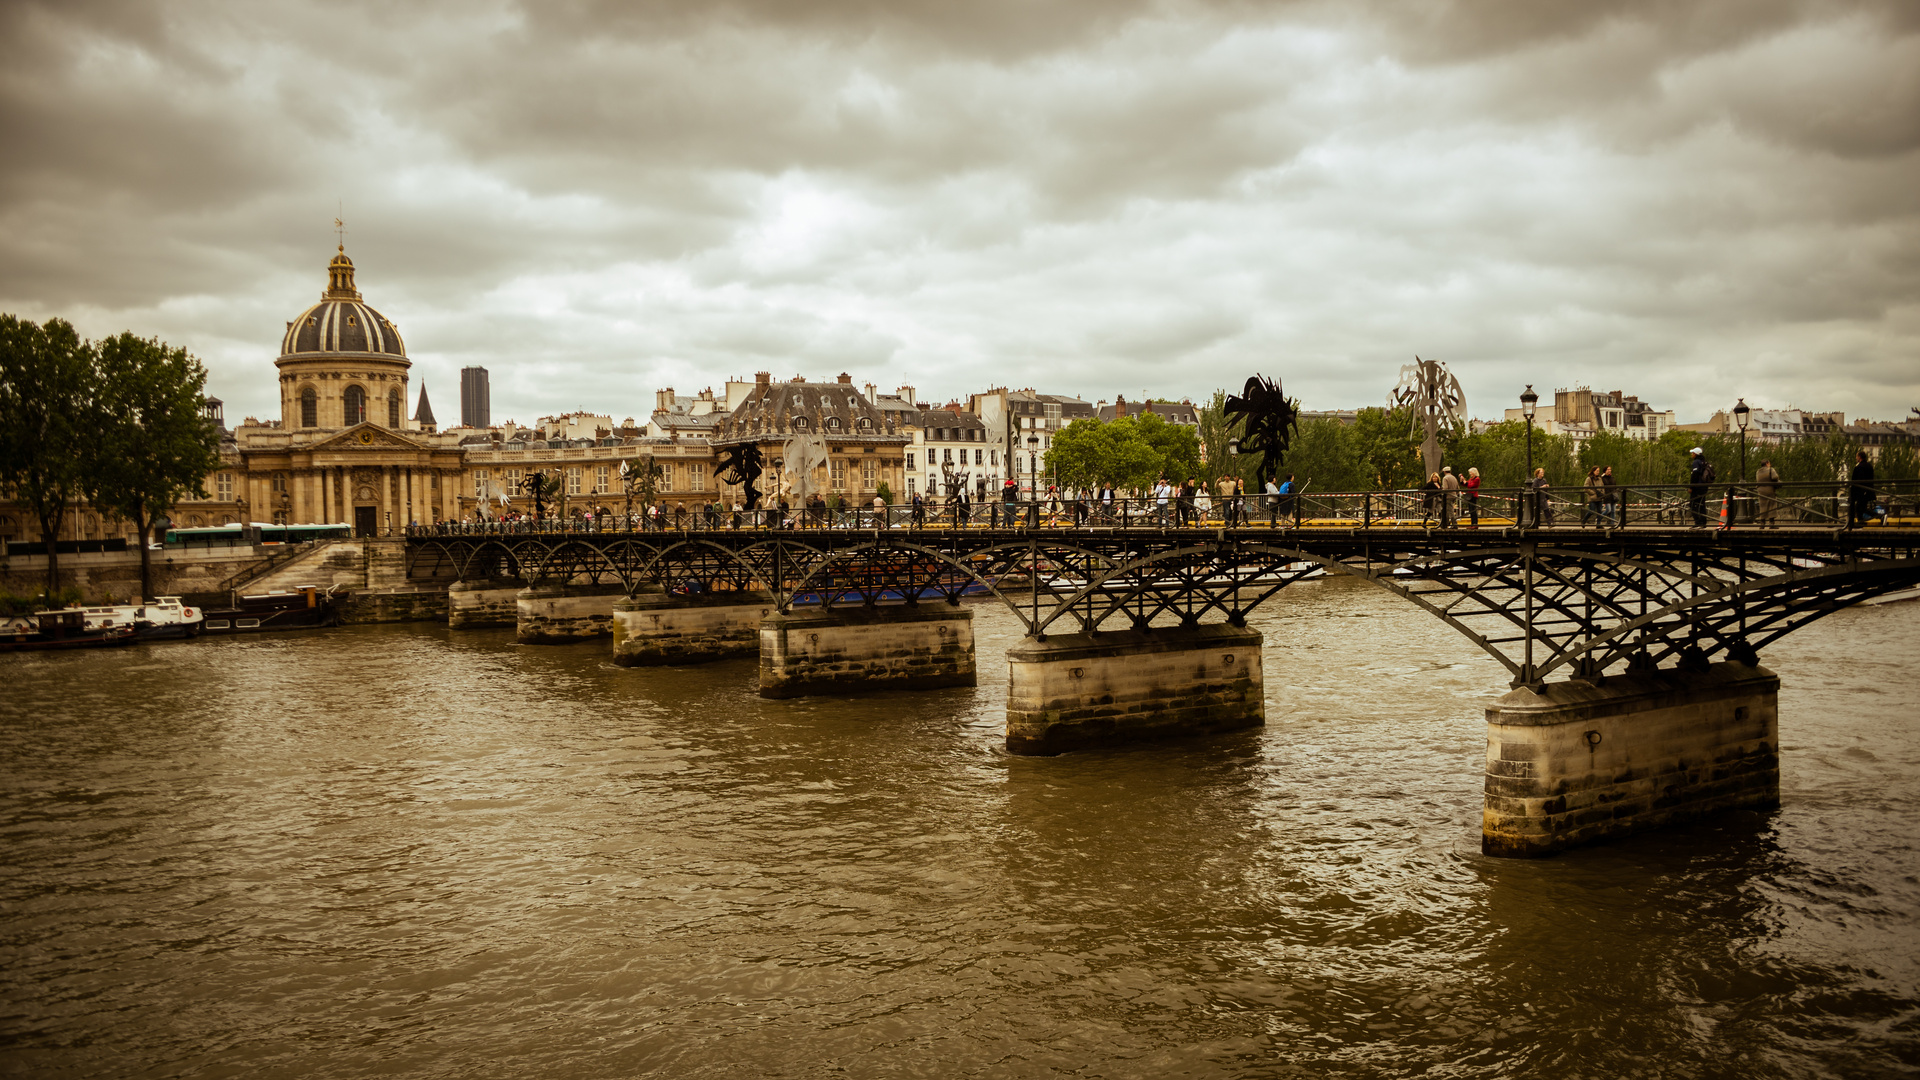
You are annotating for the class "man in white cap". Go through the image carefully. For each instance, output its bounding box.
[1688,447,1712,527]
[1439,465,1460,527]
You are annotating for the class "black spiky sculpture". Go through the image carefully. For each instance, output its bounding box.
[1223,375,1299,483]
[714,443,765,510]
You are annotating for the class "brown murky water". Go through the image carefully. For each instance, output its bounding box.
[3,577,1917,1078]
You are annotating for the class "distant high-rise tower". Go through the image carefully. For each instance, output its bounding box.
[461,366,491,428]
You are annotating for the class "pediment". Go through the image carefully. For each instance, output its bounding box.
[306,423,427,451]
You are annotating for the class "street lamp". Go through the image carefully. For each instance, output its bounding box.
[1227,437,1241,526]
[1733,398,1751,526]
[1026,434,1040,527]
[1519,385,1538,527]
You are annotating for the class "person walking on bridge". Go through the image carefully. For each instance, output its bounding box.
[1465,467,1481,528]
[1688,448,1712,527]
[1850,450,1876,528]
[1582,466,1603,527]
[1755,458,1781,527]
[1440,466,1460,527]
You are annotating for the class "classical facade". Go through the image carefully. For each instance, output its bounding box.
[210,248,470,534]
[712,373,910,503]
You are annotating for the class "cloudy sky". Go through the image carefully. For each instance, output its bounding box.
[3,0,1916,428]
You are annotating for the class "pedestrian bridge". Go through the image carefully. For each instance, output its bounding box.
[405,495,1920,859]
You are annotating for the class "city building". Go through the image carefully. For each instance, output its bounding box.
[1503,387,1675,441]
[1095,395,1199,426]
[968,388,1094,495]
[460,366,491,428]
[710,372,910,504]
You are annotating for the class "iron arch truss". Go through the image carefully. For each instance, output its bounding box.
[407,526,1920,685]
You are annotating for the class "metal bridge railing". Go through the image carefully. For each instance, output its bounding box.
[408,479,1920,538]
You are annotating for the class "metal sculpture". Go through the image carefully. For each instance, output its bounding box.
[779,432,830,503]
[713,442,766,510]
[1391,357,1468,481]
[1222,375,1299,483]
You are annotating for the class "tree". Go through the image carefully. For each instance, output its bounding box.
[1133,411,1202,484]
[85,333,222,600]
[1350,406,1424,490]
[0,316,94,596]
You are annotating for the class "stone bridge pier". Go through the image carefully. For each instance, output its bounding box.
[1481,662,1780,857]
[1003,625,1265,755]
[758,604,976,698]
[613,587,775,666]
[516,582,626,644]
[448,576,528,629]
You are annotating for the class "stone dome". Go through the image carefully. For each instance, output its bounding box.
[280,249,407,358]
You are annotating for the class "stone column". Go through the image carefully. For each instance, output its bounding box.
[1481,661,1780,858]
[291,468,309,525]
[1004,624,1264,755]
[378,465,393,536]
[319,463,332,524]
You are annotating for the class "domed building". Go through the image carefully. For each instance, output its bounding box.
[226,247,468,535]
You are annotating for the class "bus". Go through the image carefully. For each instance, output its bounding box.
[162,523,353,549]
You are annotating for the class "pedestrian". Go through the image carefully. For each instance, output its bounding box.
[1277,473,1297,527]
[1464,467,1481,528]
[1195,481,1213,525]
[1439,466,1460,527]
[1264,475,1281,527]
[1688,447,1712,527]
[1155,478,1172,526]
[1755,458,1781,528]
[1582,466,1602,527]
[1419,472,1441,525]
[1601,466,1618,526]
[1850,450,1876,527]
[1531,468,1553,527]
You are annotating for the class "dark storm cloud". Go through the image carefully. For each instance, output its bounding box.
[0,0,1914,425]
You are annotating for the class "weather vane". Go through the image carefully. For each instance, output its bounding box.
[334,201,346,252]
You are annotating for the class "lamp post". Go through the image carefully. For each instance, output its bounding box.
[1732,398,1750,527]
[1519,385,1538,527]
[1227,437,1241,526]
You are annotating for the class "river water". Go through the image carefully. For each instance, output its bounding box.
[2,576,1917,1078]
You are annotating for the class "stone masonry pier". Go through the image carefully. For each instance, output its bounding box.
[758,605,975,698]
[1004,624,1264,756]
[613,588,775,666]
[448,577,527,630]
[1482,661,1780,858]
[516,583,624,644]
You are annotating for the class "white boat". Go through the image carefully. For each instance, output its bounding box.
[71,597,206,640]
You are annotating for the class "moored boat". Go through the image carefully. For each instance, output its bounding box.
[73,597,206,640]
[0,610,139,652]
[198,585,343,634]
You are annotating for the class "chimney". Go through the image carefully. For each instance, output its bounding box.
[898,385,916,405]
[755,371,771,386]
[837,372,853,385]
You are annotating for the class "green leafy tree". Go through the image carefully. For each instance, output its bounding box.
[85,333,222,600]
[1350,406,1424,490]
[1132,411,1202,485]
[0,316,94,595]
[1274,414,1359,493]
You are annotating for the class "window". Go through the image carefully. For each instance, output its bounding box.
[861,459,876,489]
[906,451,916,470]
[907,478,915,494]
[216,472,232,500]
[389,389,402,428]
[343,384,366,426]
[594,465,610,495]
[659,463,674,492]
[830,459,847,490]
[974,449,982,465]
[473,469,490,498]
[504,468,523,497]
[271,474,286,492]
[857,417,871,430]
[827,417,842,431]
[990,450,998,466]
[566,467,582,496]
[943,448,953,464]
[690,465,705,492]
[300,387,318,428]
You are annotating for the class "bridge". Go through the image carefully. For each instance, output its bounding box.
[406,485,1920,859]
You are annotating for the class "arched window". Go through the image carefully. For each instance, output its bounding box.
[343,384,366,426]
[826,416,842,431]
[300,387,318,428]
[389,388,402,427]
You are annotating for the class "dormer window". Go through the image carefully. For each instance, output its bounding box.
[857,417,871,431]
[827,417,842,431]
